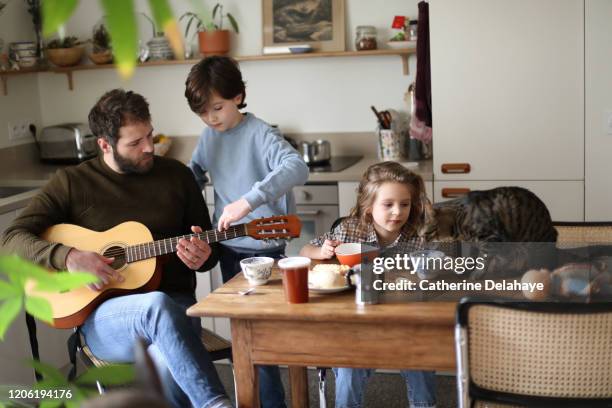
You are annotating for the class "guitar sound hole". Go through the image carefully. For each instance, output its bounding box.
[103,246,127,270]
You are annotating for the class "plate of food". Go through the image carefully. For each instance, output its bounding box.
[308,263,352,294]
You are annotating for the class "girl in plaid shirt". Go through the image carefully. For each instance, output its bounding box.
[300,161,437,408]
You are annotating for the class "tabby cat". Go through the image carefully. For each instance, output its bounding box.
[418,187,558,278]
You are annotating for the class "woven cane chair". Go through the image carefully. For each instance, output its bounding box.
[455,299,612,408]
[554,222,612,249]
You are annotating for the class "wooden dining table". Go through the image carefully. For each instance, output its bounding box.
[186,269,458,408]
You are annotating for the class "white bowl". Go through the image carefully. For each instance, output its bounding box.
[387,40,416,49]
[240,257,274,286]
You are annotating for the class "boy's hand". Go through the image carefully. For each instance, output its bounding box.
[320,239,340,259]
[218,198,252,231]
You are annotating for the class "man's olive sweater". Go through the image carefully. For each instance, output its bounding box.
[1,155,218,295]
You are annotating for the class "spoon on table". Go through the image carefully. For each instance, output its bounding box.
[238,288,256,296]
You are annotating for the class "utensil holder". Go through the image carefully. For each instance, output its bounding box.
[378,128,405,161]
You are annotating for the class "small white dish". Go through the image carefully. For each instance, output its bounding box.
[387,40,416,49]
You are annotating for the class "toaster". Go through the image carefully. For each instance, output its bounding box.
[37,123,98,163]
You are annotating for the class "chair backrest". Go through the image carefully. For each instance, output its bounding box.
[554,221,612,249]
[455,299,612,407]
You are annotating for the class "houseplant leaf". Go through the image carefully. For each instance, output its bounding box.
[24,296,53,324]
[148,0,184,59]
[33,271,98,292]
[101,0,138,78]
[39,400,63,408]
[227,13,239,34]
[42,0,79,37]
[0,297,21,340]
[0,255,55,286]
[0,279,20,300]
[30,360,67,385]
[75,364,134,385]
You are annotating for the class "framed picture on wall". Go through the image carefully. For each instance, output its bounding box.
[262,0,346,53]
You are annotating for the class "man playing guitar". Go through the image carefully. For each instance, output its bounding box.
[1,89,232,408]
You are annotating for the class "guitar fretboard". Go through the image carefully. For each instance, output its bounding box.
[125,224,248,263]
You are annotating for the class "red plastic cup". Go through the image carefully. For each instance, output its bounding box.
[278,257,310,304]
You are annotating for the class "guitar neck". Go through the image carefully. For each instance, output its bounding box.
[125,224,248,263]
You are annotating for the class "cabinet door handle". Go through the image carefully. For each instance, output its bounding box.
[442,188,470,198]
[441,163,471,174]
[296,210,321,216]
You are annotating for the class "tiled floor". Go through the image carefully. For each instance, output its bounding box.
[215,364,458,408]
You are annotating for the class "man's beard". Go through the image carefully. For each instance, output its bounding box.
[112,149,154,174]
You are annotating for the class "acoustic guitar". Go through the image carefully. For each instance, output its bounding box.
[28,215,301,328]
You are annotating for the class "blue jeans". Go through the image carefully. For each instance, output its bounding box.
[219,245,287,408]
[81,291,229,408]
[333,368,437,408]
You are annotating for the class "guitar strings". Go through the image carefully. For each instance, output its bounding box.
[100,219,290,258]
[101,225,248,258]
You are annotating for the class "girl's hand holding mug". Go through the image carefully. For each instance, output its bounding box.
[320,239,340,259]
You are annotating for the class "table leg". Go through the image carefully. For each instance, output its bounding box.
[288,366,309,408]
[231,319,259,408]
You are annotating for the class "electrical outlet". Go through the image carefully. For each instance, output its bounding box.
[8,121,33,141]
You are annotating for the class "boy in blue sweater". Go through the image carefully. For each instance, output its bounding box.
[185,56,309,408]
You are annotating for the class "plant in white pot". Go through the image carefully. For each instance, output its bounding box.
[180,3,239,57]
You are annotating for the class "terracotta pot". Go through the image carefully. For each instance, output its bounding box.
[198,30,230,56]
[46,47,85,67]
[88,50,113,65]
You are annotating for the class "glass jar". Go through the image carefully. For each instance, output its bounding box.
[355,25,377,51]
[408,20,418,41]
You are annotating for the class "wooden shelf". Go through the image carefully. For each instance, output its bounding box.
[1,48,415,93]
[0,68,46,96]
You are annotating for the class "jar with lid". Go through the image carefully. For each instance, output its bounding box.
[355,25,377,51]
[408,20,418,41]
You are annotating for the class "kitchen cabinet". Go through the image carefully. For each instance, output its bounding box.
[429,0,584,182]
[434,181,584,222]
[585,0,612,220]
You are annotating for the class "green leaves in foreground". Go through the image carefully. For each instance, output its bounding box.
[0,256,98,340]
[42,0,79,37]
[30,360,134,408]
[101,0,138,78]
[149,0,184,59]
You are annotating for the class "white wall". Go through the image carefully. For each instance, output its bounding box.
[585,0,612,220]
[32,0,418,136]
[0,1,42,148]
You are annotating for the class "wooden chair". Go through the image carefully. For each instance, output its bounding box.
[76,326,232,394]
[455,298,612,407]
[24,313,232,394]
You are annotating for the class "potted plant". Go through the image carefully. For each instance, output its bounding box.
[89,22,113,64]
[180,3,239,57]
[45,36,85,67]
